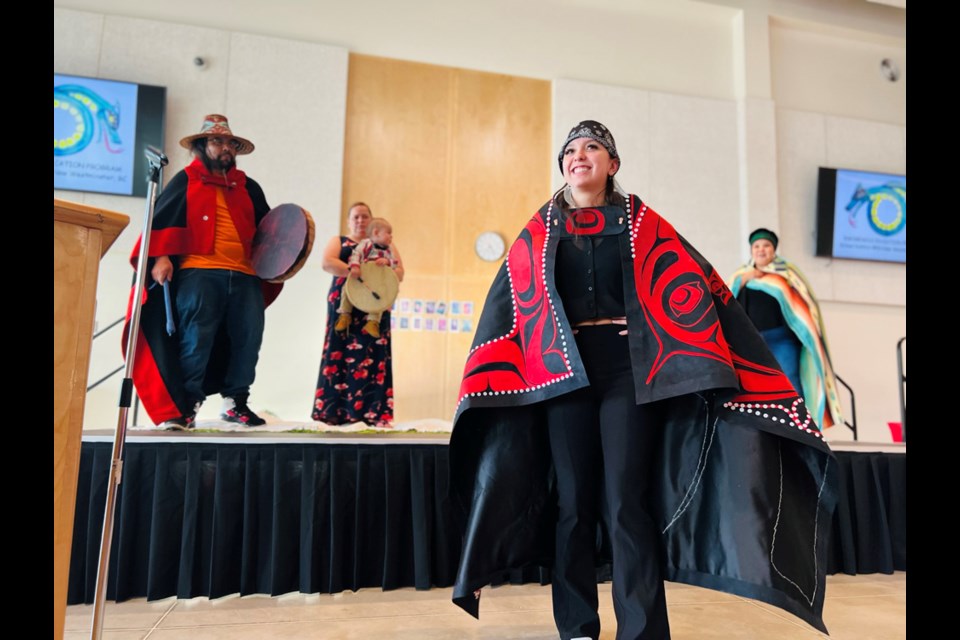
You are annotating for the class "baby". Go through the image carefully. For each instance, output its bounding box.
[335,217,398,338]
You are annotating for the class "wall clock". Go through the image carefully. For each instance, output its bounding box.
[475,231,506,262]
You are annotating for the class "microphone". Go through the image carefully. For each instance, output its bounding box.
[145,145,169,167]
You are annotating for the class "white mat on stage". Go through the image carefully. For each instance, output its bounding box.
[95,421,904,450]
[127,416,454,434]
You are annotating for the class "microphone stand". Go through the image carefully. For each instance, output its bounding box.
[89,146,168,640]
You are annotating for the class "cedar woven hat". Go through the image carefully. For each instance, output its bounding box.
[179,114,255,155]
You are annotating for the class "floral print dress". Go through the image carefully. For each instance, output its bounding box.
[311,237,394,426]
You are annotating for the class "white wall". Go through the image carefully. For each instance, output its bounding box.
[55,0,741,100]
[54,0,906,442]
[770,18,906,125]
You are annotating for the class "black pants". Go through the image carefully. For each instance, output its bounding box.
[544,325,671,640]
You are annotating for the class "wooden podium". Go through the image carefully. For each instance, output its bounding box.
[54,198,129,640]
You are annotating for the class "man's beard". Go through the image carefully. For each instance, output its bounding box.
[201,152,236,173]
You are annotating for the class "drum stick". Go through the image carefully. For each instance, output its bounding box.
[162,281,176,335]
[356,276,381,300]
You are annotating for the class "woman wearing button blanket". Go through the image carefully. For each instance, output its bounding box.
[449,120,838,639]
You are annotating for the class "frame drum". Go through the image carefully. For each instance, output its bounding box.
[251,203,315,283]
[344,262,400,313]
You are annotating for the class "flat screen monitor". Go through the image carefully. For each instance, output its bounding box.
[815,167,906,264]
[54,73,166,198]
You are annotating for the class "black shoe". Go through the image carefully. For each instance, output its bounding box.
[161,412,196,431]
[161,401,201,431]
[221,395,266,427]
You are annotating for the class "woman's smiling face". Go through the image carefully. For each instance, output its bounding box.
[562,137,619,195]
[751,239,776,268]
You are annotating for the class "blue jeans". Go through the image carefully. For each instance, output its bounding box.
[761,325,803,397]
[175,268,265,406]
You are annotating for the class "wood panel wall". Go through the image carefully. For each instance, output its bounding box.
[341,54,551,422]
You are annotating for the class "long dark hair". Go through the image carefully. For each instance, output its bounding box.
[190,138,221,173]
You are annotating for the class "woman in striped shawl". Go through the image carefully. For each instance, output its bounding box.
[729,228,843,429]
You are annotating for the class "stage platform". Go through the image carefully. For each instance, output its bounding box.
[67,427,905,605]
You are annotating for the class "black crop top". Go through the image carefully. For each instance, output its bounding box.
[554,206,627,325]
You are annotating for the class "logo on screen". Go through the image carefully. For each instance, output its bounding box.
[54,85,122,156]
[845,182,906,236]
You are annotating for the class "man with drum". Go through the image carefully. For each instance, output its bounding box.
[126,114,279,429]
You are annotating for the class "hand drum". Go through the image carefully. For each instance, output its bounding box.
[344,262,399,313]
[251,204,316,283]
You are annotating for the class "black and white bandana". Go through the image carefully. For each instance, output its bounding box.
[557,120,618,171]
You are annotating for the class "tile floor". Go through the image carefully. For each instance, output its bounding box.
[65,571,906,639]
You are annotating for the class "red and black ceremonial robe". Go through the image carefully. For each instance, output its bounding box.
[121,159,281,424]
[449,194,838,633]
